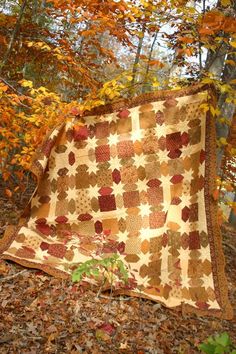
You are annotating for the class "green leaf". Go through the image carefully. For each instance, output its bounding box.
[199,343,216,354]
[91,268,100,278]
[214,345,227,354]
[215,333,230,347]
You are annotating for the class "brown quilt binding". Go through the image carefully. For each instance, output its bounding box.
[0,83,233,319]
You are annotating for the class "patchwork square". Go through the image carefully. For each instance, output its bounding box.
[149,211,166,229]
[1,85,232,320]
[166,132,182,151]
[95,145,110,162]
[139,111,156,129]
[126,214,142,234]
[117,117,132,134]
[123,191,140,208]
[117,141,134,158]
[147,187,163,206]
[95,122,109,138]
[98,195,116,212]
[189,231,200,250]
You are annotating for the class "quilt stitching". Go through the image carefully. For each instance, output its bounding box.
[0,85,232,319]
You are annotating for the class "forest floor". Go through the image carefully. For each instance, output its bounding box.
[0,192,235,354]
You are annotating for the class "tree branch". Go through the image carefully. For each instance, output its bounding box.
[0,270,28,282]
[142,30,159,93]
[0,76,31,108]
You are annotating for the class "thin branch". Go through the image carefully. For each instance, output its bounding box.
[0,76,32,108]
[203,0,206,13]
[0,76,27,96]
[198,40,203,72]
[222,240,236,253]
[0,270,28,282]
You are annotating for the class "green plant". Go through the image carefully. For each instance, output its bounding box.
[72,253,129,288]
[70,231,137,297]
[199,332,236,354]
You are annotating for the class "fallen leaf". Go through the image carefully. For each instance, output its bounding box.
[99,322,116,335]
[95,329,111,342]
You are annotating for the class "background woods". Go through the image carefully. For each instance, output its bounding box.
[0,0,236,224]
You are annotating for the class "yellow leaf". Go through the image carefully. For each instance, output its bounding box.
[201,78,214,84]
[210,105,220,117]
[219,84,231,93]
[42,44,51,51]
[219,137,227,145]
[140,0,149,7]
[94,99,105,106]
[104,88,112,95]
[126,76,133,81]
[221,0,231,6]
[230,41,236,48]
[137,31,144,39]
[20,80,33,88]
[152,81,160,87]
[128,14,135,22]
[200,103,210,112]
[225,60,236,66]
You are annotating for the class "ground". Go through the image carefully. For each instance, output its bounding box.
[0,192,235,354]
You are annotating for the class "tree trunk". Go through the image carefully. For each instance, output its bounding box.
[130,22,146,95]
[142,31,159,93]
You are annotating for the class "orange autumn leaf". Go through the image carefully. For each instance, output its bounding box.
[178,36,194,44]
[0,84,8,92]
[199,28,215,35]
[5,188,12,198]
[2,171,10,181]
[148,60,164,67]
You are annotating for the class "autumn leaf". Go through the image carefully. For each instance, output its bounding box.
[70,107,83,116]
[99,322,116,335]
[0,84,8,92]
[148,60,164,67]
[178,36,194,44]
[221,0,231,6]
[0,261,9,275]
[5,188,12,198]
[19,80,33,88]
[95,329,111,342]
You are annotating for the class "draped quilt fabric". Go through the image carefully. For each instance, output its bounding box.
[0,85,232,319]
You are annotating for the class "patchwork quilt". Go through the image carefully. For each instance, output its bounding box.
[0,84,232,319]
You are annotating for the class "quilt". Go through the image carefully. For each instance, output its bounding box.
[0,84,232,319]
